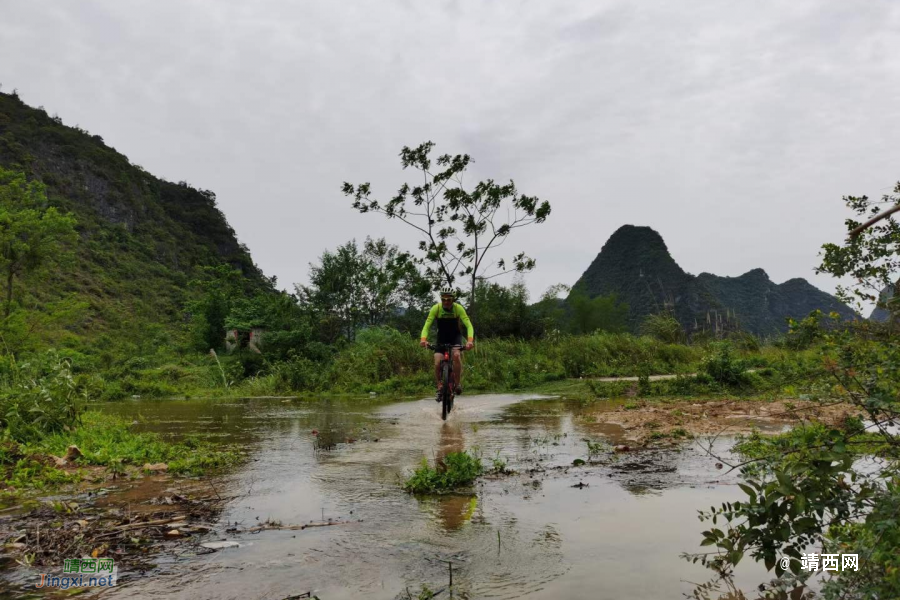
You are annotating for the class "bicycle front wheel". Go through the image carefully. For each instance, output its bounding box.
[441,361,452,420]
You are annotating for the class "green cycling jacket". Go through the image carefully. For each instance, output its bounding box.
[420,302,475,342]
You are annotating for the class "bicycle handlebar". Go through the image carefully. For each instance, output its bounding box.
[426,343,466,353]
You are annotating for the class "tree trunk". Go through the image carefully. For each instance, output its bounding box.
[469,274,477,320]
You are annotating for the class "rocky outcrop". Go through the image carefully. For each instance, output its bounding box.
[571,225,858,336]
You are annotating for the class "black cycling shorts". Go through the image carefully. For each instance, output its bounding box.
[435,333,463,348]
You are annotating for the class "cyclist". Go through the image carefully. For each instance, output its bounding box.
[419,287,475,400]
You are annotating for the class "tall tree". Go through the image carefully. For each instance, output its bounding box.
[0,167,77,321]
[187,264,244,351]
[474,279,542,339]
[298,237,431,342]
[343,141,551,316]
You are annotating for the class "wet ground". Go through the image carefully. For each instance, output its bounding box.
[2,393,776,599]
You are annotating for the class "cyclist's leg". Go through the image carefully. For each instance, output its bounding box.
[433,353,442,387]
[452,347,462,390]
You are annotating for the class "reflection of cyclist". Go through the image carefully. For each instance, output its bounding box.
[434,422,477,531]
[419,287,475,399]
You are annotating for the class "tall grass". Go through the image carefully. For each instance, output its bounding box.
[231,328,704,396]
[53,327,802,400]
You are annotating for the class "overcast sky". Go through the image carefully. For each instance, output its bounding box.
[2,0,898,306]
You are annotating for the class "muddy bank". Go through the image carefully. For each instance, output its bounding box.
[0,476,229,573]
[597,397,861,444]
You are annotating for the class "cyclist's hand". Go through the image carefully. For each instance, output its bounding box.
[465,341,474,350]
[419,340,428,348]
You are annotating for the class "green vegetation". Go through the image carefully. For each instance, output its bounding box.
[0,167,77,320]
[297,237,432,343]
[640,312,684,344]
[212,328,704,397]
[0,411,239,507]
[36,412,239,474]
[699,341,753,387]
[734,421,887,466]
[403,450,484,494]
[0,354,239,505]
[567,289,629,335]
[684,184,900,600]
[0,91,269,361]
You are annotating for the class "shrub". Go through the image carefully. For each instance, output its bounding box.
[700,342,750,387]
[0,353,84,443]
[641,313,685,344]
[270,356,322,392]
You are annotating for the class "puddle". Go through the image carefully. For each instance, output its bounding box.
[2,394,774,599]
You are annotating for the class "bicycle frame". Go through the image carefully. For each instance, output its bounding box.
[426,343,464,420]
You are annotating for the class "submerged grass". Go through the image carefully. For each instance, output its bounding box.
[26,411,241,475]
[1,411,241,507]
[403,450,484,494]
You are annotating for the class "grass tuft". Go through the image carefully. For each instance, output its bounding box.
[403,450,484,494]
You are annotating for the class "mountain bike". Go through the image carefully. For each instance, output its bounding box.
[428,343,464,421]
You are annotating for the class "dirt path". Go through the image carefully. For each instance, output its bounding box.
[591,373,694,382]
[595,397,860,444]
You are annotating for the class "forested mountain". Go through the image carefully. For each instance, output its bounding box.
[0,91,269,350]
[571,225,858,336]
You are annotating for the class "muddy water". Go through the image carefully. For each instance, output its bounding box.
[5,394,772,599]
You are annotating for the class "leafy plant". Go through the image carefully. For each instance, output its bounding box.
[297,237,431,343]
[403,450,484,494]
[0,352,84,443]
[567,290,629,335]
[700,342,749,387]
[640,312,685,344]
[684,186,900,599]
[584,439,607,461]
[817,180,900,315]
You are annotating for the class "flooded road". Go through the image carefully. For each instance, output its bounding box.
[3,394,772,599]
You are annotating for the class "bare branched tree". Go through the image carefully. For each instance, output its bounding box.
[342,141,551,316]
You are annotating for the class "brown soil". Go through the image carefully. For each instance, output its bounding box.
[597,398,862,444]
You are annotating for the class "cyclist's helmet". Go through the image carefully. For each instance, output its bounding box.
[439,286,455,299]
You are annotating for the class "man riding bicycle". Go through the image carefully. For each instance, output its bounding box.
[419,287,475,400]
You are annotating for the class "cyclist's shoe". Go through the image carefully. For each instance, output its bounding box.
[435,386,443,402]
[454,385,462,396]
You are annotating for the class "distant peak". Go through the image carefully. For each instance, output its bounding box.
[602,225,670,253]
[608,224,666,242]
[779,277,812,287]
[740,268,770,280]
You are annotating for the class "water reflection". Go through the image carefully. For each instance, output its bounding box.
[431,422,478,532]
